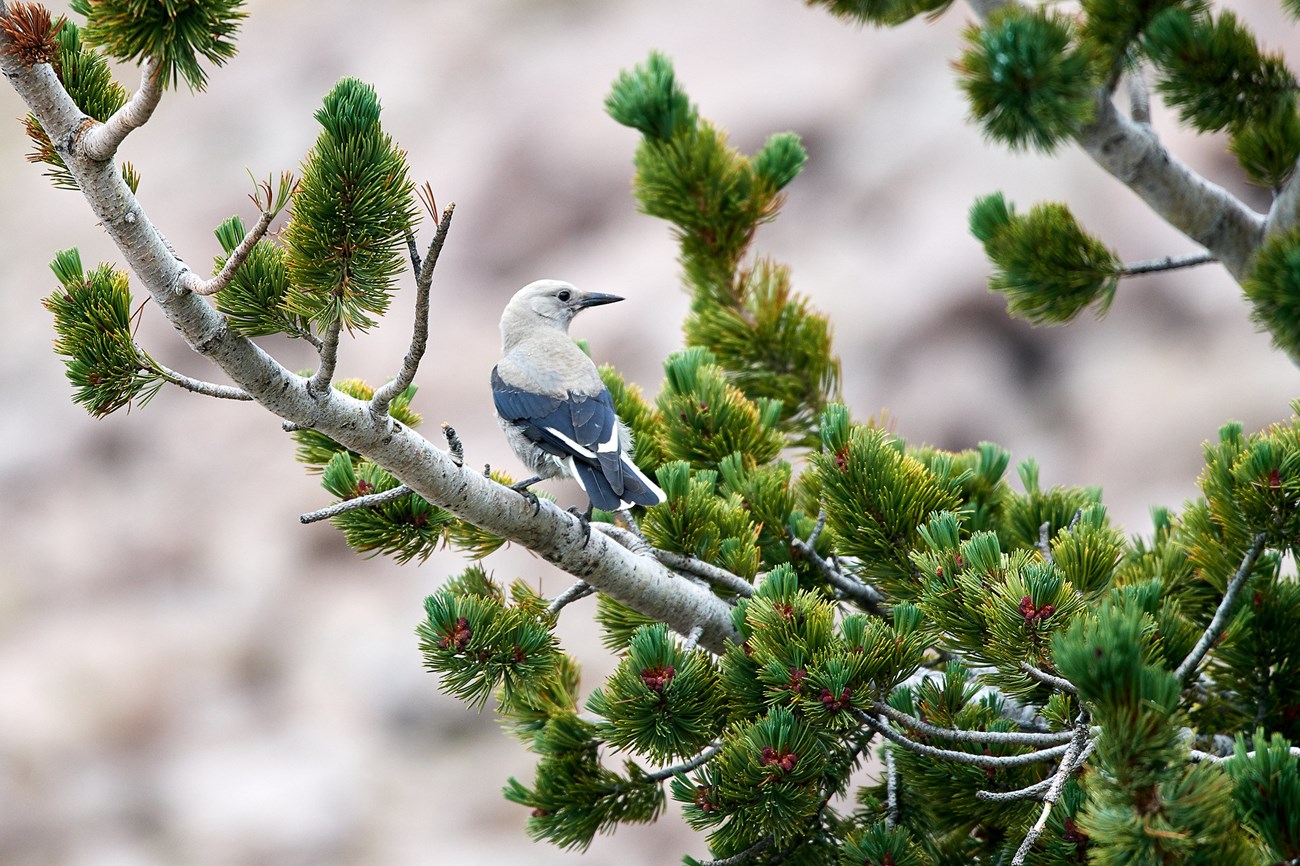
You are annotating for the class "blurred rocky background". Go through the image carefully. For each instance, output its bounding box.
[0,1,1296,864]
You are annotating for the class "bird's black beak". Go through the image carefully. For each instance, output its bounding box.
[575,292,624,310]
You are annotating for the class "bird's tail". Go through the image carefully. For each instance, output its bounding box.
[571,456,664,512]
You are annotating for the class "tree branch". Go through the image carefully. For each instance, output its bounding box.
[854,710,1072,769]
[0,23,741,655]
[371,202,456,417]
[182,208,276,297]
[80,57,162,161]
[1175,531,1269,682]
[1019,661,1078,695]
[1010,719,1090,865]
[547,580,595,615]
[153,361,253,401]
[791,514,886,615]
[299,484,413,525]
[1120,251,1217,277]
[873,701,1074,747]
[309,319,342,396]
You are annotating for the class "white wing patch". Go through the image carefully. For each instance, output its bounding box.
[544,426,597,460]
[596,425,619,453]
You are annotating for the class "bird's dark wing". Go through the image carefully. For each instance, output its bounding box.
[492,367,662,511]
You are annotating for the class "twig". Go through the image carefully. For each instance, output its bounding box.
[1010,719,1091,866]
[308,319,342,396]
[1120,251,1218,277]
[652,549,755,598]
[854,710,1073,770]
[1019,661,1078,695]
[1175,531,1269,682]
[442,423,464,467]
[884,748,899,829]
[644,740,723,783]
[592,521,654,556]
[547,580,595,615]
[1126,65,1150,126]
[300,484,412,524]
[183,173,295,297]
[1036,521,1053,564]
[873,701,1074,747]
[1189,743,1300,763]
[81,57,162,160]
[682,625,704,653]
[790,531,885,615]
[153,362,252,400]
[372,202,456,416]
[976,777,1053,802]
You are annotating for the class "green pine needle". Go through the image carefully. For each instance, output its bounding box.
[320,453,452,564]
[605,50,695,141]
[43,248,162,417]
[1079,0,1204,79]
[283,77,418,333]
[1243,229,1300,361]
[70,0,246,91]
[804,0,954,27]
[1144,8,1295,135]
[957,8,1098,154]
[970,193,1121,325]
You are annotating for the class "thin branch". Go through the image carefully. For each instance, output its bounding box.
[300,484,413,524]
[1125,65,1151,126]
[308,319,342,396]
[884,748,899,829]
[1120,251,1218,277]
[80,57,162,161]
[652,549,755,598]
[682,625,704,653]
[153,362,253,400]
[854,710,1073,770]
[790,532,886,615]
[976,777,1053,802]
[1037,520,1054,564]
[1019,661,1078,695]
[442,423,464,467]
[1175,531,1269,682]
[1011,719,1090,865]
[547,580,595,615]
[1266,164,1300,238]
[372,202,456,416]
[1189,744,1300,763]
[184,209,276,296]
[873,701,1075,747]
[592,521,654,556]
[644,740,723,783]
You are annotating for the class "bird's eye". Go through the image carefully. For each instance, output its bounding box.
[557,290,571,302]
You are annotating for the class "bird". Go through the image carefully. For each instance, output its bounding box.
[491,279,664,519]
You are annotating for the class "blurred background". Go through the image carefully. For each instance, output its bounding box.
[0,1,1296,863]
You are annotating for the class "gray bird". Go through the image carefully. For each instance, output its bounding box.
[492,279,664,516]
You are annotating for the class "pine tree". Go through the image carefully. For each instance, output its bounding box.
[4,2,1300,865]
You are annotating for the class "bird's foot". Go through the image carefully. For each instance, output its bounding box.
[567,505,593,547]
[508,475,544,514]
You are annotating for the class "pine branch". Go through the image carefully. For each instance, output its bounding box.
[644,740,722,782]
[853,710,1073,769]
[1126,67,1150,126]
[1010,718,1090,866]
[653,549,755,599]
[1019,661,1078,694]
[371,201,456,417]
[309,319,342,396]
[1120,251,1217,276]
[547,580,595,615]
[1175,530,1269,682]
[153,361,251,401]
[81,57,161,160]
[0,27,741,653]
[790,511,886,615]
[967,0,1266,281]
[884,748,899,829]
[872,701,1075,747]
[299,484,413,525]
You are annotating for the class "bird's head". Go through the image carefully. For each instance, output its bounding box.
[502,279,623,336]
